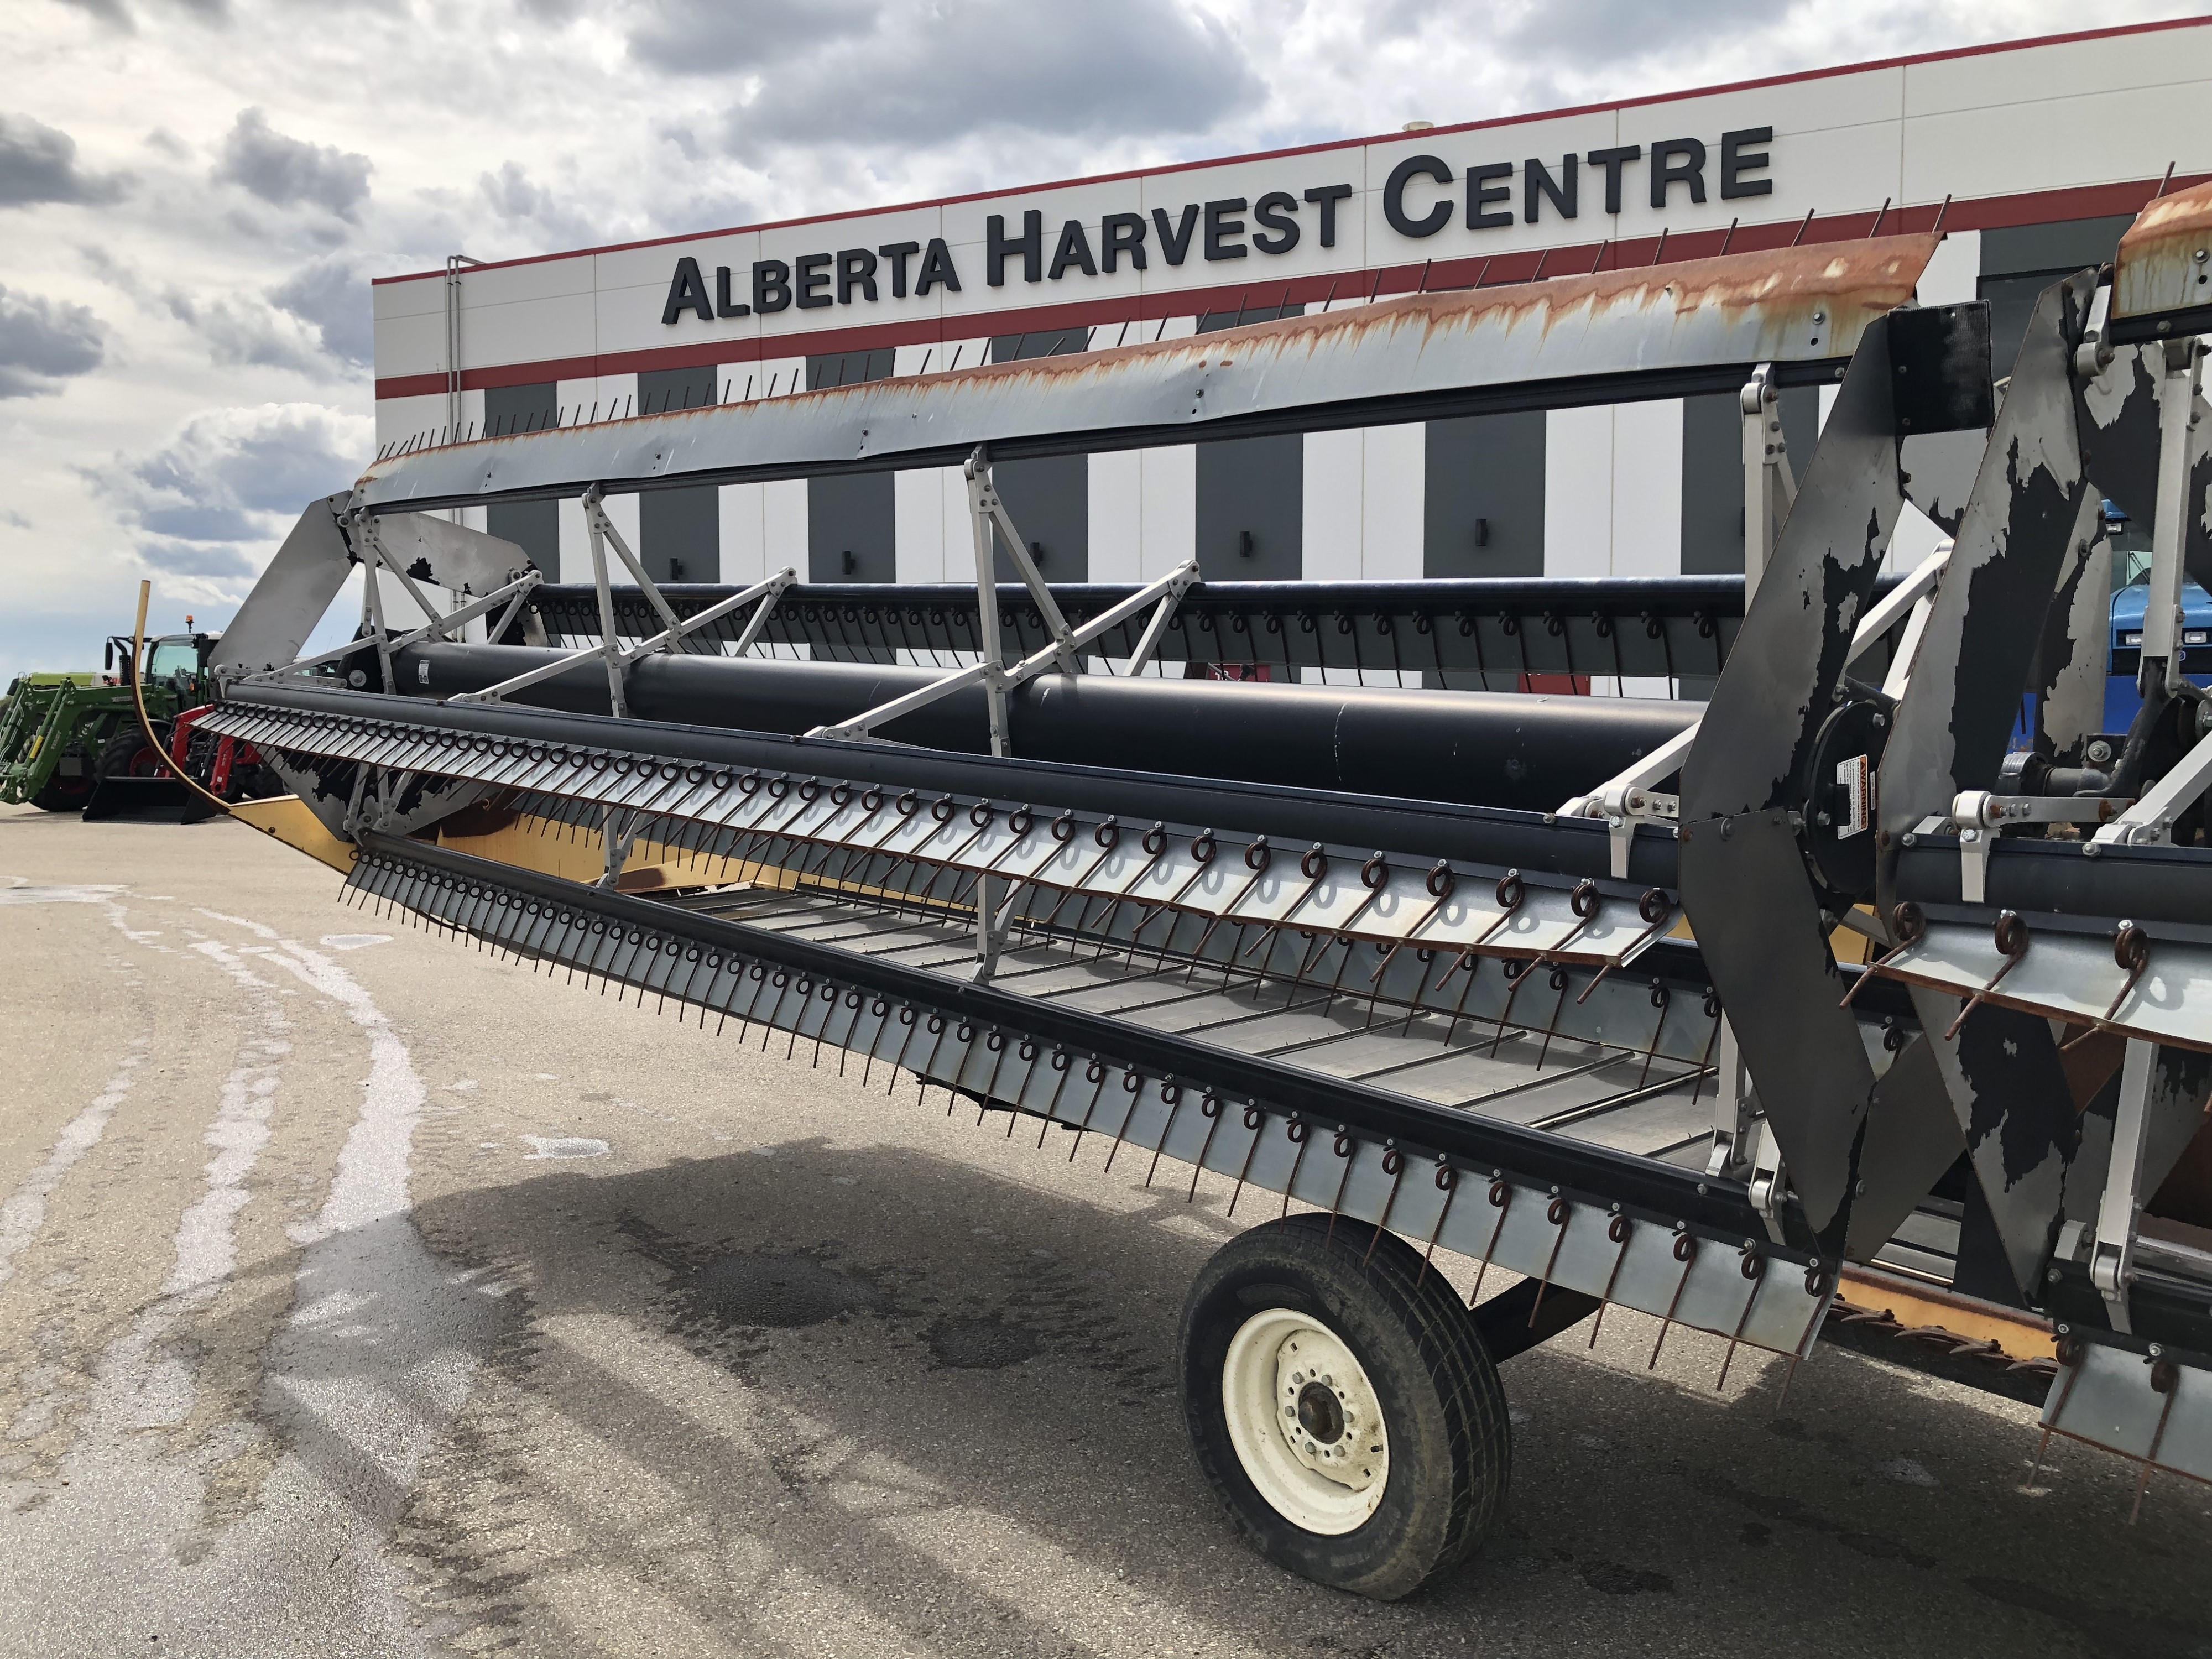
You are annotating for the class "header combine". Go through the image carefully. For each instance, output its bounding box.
[197,194,2212,1599]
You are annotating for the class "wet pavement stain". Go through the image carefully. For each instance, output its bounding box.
[1578,1559,1674,1595]
[676,1250,894,1331]
[925,1315,1042,1370]
[1697,1469,1938,1569]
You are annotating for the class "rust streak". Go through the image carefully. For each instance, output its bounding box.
[2114,178,2212,321]
[392,235,1939,465]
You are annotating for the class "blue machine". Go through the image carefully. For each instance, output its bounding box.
[2104,578,2212,733]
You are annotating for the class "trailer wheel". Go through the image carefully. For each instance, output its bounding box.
[1180,1213,1509,1600]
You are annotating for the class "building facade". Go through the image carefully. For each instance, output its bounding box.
[371,20,2212,593]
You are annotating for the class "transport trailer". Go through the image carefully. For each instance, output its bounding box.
[192,206,2212,1598]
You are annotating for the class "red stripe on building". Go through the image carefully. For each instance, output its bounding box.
[372,174,2206,404]
[371,18,2212,289]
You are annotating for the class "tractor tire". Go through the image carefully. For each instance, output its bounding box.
[1180,1214,1510,1600]
[28,773,93,811]
[95,727,168,785]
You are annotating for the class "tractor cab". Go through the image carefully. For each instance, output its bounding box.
[105,630,218,703]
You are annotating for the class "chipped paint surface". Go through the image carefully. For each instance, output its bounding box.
[356,236,1937,514]
[2112,179,2212,322]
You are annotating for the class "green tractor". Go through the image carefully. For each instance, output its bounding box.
[0,630,278,819]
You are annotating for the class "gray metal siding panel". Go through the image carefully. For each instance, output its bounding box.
[1424,413,1546,579]
[1979,214,2133,382]
[638,486,718,583]
[484,382,561,567]
[808,472,896,582]
[1196,434,1302,579]
[989,453,1088,581]
[637,367,723,581]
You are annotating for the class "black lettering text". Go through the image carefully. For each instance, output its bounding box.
[988,210,1042,285]
[1467,161,1512,229]
[714,264,749,318]
[1152,204,1200,265]
[1302,184,1353,248]
[1204,197,1248,260]
[1524,155,1577,223]
[1253,191,1299,254]
[1383,154,1453,238]
[661,256,713,325]
[1049,218,1098,279]
[1720,128,1773,200]
[915,237,961,295]
[1585,145,1641,215]
[1101,212,1147,272]
[877,241,921,298]
[1650,138,1707,209]
[836,248,879,304]
[795,252,833,309]
[751,258,791,314]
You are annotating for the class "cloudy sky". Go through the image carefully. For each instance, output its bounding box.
[0,0,2197,679]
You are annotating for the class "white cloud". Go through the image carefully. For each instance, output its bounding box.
[0,286,106,398]
[0,112,130,206]
[213,108,373,220]
[0,0,2199,686]
[102,401,372,584]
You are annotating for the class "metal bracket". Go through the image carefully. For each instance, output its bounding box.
[2137,340,2206,698]
[1741,362,1798,601]
[1704,1016,1756,1180]
[1951,789,2137,901]
[2093,731,2212,847]
[1953,789,2133,828]
[2088,1038,2157,1333]
[1744,1115,1790,1246]
[1563,547,1948,879]
[598,807,645,889]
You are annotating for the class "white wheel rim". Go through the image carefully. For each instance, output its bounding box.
[1220,1306,1390,1535]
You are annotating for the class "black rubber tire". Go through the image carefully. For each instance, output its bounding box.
[1180,1214,1510,1600]
[28,774,92,811]
[94,727,165,782]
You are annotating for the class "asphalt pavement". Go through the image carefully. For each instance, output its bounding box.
[2,804,2206,1658]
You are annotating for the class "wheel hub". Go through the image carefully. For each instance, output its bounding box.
[1222,1307,1390,1534]
[1295,1380,1344,1443]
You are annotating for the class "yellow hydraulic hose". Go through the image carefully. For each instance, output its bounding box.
[129,578,231,817]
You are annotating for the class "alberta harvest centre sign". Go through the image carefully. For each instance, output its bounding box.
[660,127,1778,328]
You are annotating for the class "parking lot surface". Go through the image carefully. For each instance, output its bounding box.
[1,805,2206,1658]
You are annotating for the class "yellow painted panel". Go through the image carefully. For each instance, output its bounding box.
[229,795,357,874]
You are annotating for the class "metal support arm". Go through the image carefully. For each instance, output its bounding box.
[2138,340,2206,697]
[1741,362,1798,602]
[1123,562,1201,674]
[966,449,1081,676]
[232,569,544,685]
[619,568,795,664]
[806,560,1200,745]
[2092,719,2212,846]
[1563,543,1954,879]
[451,567,795,708]
[2089,1039,2157,1333]
[583,488,687,646]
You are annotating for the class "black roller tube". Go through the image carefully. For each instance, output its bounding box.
[1896,834,2212,932]
[393,641,1696,813]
